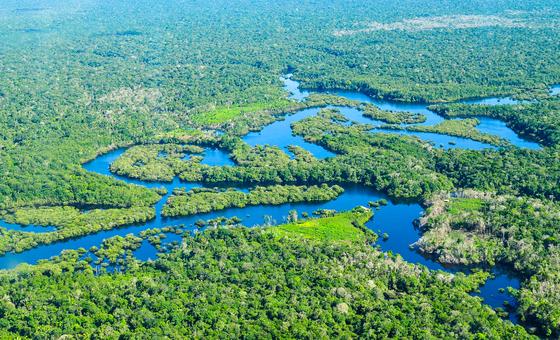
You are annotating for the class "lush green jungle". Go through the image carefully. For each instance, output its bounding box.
[0,210,532,338]
[0,0,559,338]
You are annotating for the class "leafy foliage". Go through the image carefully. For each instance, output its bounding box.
[430,98,560,147]
[0,206,155,255]
[388,118,508,146]
[162,184,345,217]
[0,0,560,336]
[416,191,560,335]
[272,208,373,242]
[0,212,529,338]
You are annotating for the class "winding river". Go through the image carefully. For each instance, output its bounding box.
[285,74,541,151]
[1,76,548,323]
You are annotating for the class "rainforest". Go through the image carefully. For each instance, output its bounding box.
[1,0,560,338]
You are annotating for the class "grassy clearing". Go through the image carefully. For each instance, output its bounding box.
[446,198,485,215]
[271,208,373,243]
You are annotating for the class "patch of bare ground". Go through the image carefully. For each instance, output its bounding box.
[334,14,542,36]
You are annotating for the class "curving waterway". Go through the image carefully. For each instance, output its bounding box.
[1,76,548,323]
[283,74,541,150]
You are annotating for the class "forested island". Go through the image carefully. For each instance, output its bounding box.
[0,0,559,338]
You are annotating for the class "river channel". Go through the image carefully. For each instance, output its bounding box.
[1,75,549,323]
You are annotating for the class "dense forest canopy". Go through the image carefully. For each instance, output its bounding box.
[1,0,560,337]
[0,212,531,338]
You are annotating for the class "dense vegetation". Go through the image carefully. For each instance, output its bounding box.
[170,110,451,200]
[1,0,559,336]
[430,98,560,147]
[162,184,344,217]
[2,0,560,211]
[0,211,530,338]
[435,148,560,200]
[110,144,205,182]
[360,104,427,124]
[0,206,155,255]
[416,192,560,335]
[384,118,508,146]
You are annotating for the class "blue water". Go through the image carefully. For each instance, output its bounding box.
[375,129,496,150]
[462,97,520,106]
[0,76,540,320]
[368,203,429,265]
[327,89,445,126]
[476,267,521,323]
[301,80,542,150]
[200,148,236,166]
[133,232,183,261]
[476,118,540,150]
[244,107,336,159]
[282,74,309,101]
[369,205,520,322]
[336,106,386,126]
[0,147,522,317]
[0,220,56,233]
[133,241,158,262]
[551,85,560,96]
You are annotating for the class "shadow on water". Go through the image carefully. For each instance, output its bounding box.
[16,28,46,33]
[115,30,142,37]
